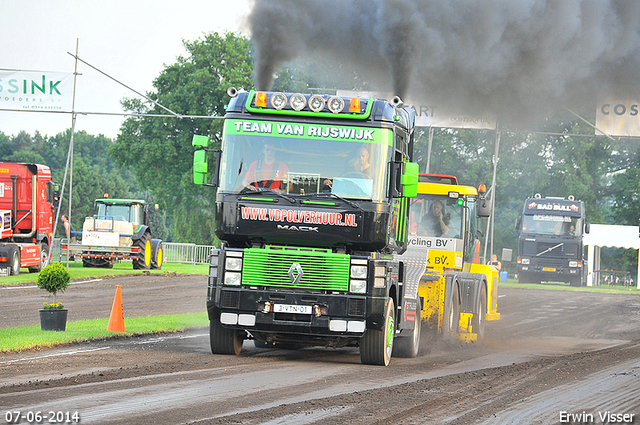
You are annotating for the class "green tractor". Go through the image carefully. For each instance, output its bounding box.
[67,199,164,270]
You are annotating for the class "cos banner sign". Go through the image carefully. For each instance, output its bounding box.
[595,90,640,137]
[0,70,73,112]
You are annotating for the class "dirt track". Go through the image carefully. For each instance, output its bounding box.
[1,274,640,424]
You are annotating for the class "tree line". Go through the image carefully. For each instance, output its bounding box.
[2,31,638,274]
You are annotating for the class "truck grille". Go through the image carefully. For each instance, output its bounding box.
[242,246,350,291]
[522,242,579,258]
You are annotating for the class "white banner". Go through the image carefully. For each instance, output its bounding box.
[0,70,74,112]
[595,90,640,137]
[337,90,497,130]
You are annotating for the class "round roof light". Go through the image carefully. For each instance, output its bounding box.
[308,95,326,112]
[270,92,287,110]
[327,96,345,113]
[290,93,306,111]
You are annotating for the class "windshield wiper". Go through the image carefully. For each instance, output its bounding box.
[536,242,564,256]
[240,187,296,204]
[302,192,361,209]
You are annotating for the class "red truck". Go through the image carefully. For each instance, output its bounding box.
[0,162,60,276]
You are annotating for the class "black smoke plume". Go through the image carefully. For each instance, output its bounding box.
[248,0,640,125]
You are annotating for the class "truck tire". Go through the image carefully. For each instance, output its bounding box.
[393,300,421,358]
[132,232,152,270]
[443,283,460,343]
[209,316,243,355]
[9,246,20,276]
[472,285,487,343]
[150,239,163,270]
[29,242,50,273]
[360,298,395,366]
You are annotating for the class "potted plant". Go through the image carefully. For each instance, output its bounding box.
[37,262,71,331]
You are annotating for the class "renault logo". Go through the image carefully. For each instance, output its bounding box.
[288,263,304,285]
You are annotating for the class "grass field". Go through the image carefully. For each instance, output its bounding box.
[0,261,209,286]
[500,279,640,294]
[1,261,210,353]
[0,313,209,353]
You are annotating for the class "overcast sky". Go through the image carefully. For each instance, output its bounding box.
[0,0,251,139]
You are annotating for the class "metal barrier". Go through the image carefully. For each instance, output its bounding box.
[162,242,216,264]
[51,239,216,265]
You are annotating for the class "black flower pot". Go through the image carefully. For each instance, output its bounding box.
[39,309,68,331]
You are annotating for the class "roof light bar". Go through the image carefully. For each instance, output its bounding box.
[245,90,373,119]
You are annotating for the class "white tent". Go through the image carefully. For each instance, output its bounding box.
[583,224,640,288]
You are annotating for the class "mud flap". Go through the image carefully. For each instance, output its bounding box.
[457,312,477,342]
[397,297,419,335]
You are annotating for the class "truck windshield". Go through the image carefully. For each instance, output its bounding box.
[218,119,393,202]
[521,215,582,236]
[409,195,463,239]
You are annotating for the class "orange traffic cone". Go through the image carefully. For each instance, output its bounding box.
[107,285,125,332]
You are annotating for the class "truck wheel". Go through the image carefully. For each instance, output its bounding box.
[150,239,163,270]
[443,283,460,343]
[29,243,50,273]
[209,316,243,355]
[9,247,20,276]
[473,285,487,343]
[393,300,421,358]
[132,232,152,270]
[360,298,395,366]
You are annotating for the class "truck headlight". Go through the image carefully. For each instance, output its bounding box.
[350,280,366,293]
[350,265,367,279]
[225,257,242,271]
[224,272,242,286]
[521,258,530,265]
[569,261,578,267]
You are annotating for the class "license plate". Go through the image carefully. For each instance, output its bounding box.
[543,267,556,272]
[0,267,8,277]
[274,304,312,314]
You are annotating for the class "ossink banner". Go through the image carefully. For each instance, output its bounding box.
[0,69,73,112]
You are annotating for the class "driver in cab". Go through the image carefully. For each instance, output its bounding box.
[242,142,289,191]
[419,200,450,237]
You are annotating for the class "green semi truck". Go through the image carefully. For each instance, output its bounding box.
[193,89,418,365]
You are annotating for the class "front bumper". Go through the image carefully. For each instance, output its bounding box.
[207,286,379,338]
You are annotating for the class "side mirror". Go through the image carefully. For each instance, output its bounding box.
[478,197,491,218]
[584,222,590,234]
[401,162,419,198]
[192,135,221,187]
[193,149,208,185]
[515,217,521,231]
